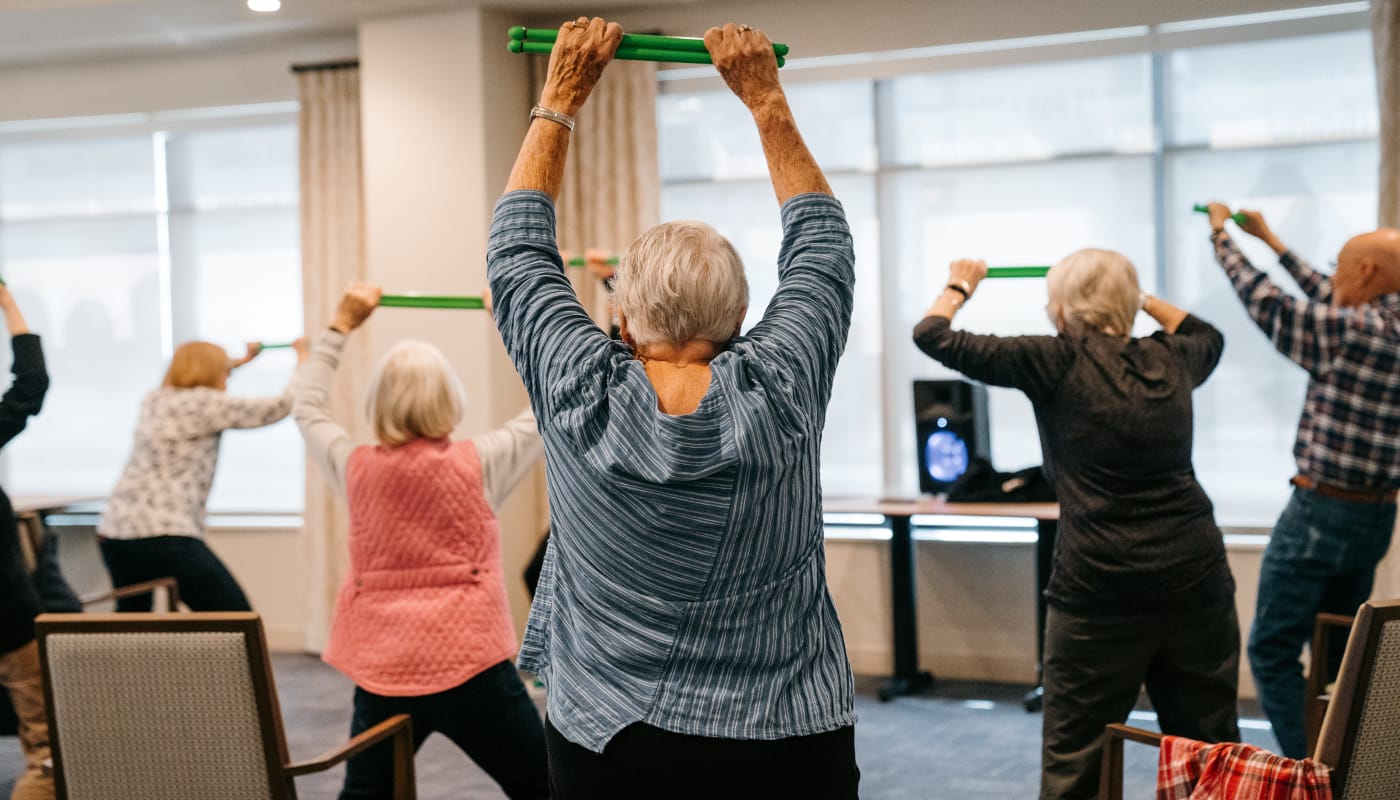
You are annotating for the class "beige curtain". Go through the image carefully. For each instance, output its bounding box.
[1372,1,1400,602]
[296,65,368,652]
[532,59,660,328]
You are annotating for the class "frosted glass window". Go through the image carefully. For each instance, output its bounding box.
[0,120,303,513]
[881,55,1154,167]
[1166,31,1378,148]
[0,136,156,219]
[168,209,303,512]
[887,157,1156,492]
[661,175,883,496]
[166,126,299,211]
[659,81,876,181]
[1164,141,1379,526]
[0,219,165,495]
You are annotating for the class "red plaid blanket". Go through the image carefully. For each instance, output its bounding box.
[1157,736,1332,800]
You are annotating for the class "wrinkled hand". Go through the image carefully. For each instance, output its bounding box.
[231,341,263,369]
[540,17,623,117]
[332,282,382,334]
[1235,209,1273,241]
[948,259,988,298]
[1205,202,1233,232]
[482,286,493,315]
[706,23,782,110]
[291,336,310,364]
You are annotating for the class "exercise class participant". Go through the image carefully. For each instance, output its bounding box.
[913,252,1239,800]
[0,285,54,800]
[1205,203,1400,759]
[98,338,306,610]
[489,18,860,799]
[294,284,546,800]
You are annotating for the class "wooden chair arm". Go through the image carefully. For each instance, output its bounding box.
[286,713,415,798]
[80,577,181,610]
[1099,724,1165,800]
[1306,613,1355,754]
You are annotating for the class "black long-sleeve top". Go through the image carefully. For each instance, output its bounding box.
[913,314,1235,613]
[1,333,50,655]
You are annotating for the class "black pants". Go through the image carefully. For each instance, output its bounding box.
[545,718,860,800]
[99,535,251,612]
[1040,601,1241,800]
[341,660,548,800]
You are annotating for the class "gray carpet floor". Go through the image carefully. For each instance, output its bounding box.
[1,654,1276,798]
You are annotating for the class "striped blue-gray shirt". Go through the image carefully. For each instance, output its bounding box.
[487,190,857,753]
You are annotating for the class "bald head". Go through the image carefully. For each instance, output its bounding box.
[1333,228,1400,307]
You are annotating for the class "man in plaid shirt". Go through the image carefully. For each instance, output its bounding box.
[1206,202,1400,759]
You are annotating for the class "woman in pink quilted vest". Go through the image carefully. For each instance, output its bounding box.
[293,283,547,800]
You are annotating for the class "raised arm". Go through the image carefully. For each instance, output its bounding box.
[1140,293,1188,334]
[0,287,49,449]
[706,24,831,203]
[192,338,308,434]
[913,259,1072,400]
[1234,208,1333,301]
[490,18,625,406]
[1205,203,1346,377]
[294,284,380,496]
[504,17,621,199]
[472,407,544,511]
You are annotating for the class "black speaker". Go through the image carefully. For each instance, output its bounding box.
[913,379,990,495]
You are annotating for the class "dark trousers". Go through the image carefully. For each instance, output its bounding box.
[341,660,548,800]
[1248,488,1395,758]
[99,535,251,612]
[1040,601,1241,800]
[545,718,860,800]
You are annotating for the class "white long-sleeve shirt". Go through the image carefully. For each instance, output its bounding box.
[98,380,298,539]
[293,329,542,509]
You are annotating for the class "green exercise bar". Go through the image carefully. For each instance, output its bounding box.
[985,266,1050,279]
[1193,204,1248,226]
[379,294,486,310]
[508,37,785,67]
[260,342,295,350]
[509,39,783,67]
[566,256,620,267]
[509,26,789,57]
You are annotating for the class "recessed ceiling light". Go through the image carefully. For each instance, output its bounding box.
[248,0,281,12]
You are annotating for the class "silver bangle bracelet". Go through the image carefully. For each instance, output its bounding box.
[530,105,576,131]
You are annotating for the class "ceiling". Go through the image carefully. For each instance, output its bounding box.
[0,0,704,67]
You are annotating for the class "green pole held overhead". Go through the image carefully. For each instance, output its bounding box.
[509,25,789,57]
[566,256,620,267]
[508,28,787,66]
[379,294,486,310]
[985,266,1051,279]
[1193,203,1248,226]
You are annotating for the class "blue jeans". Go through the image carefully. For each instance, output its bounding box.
[340,660,548,800]
[1248,487,1395,758]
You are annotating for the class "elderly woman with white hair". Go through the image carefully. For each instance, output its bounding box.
[293,284,547,800]
[913,253,1239,799]
[487,17,859,800]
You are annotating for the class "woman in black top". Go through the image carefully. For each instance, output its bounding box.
[0,284,54,800]
[913,252,1239,800]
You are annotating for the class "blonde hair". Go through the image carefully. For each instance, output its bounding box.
[614,221,749,347]
[365,341,466,446]
[163,342,231,389]
[1046,248,1140,337]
